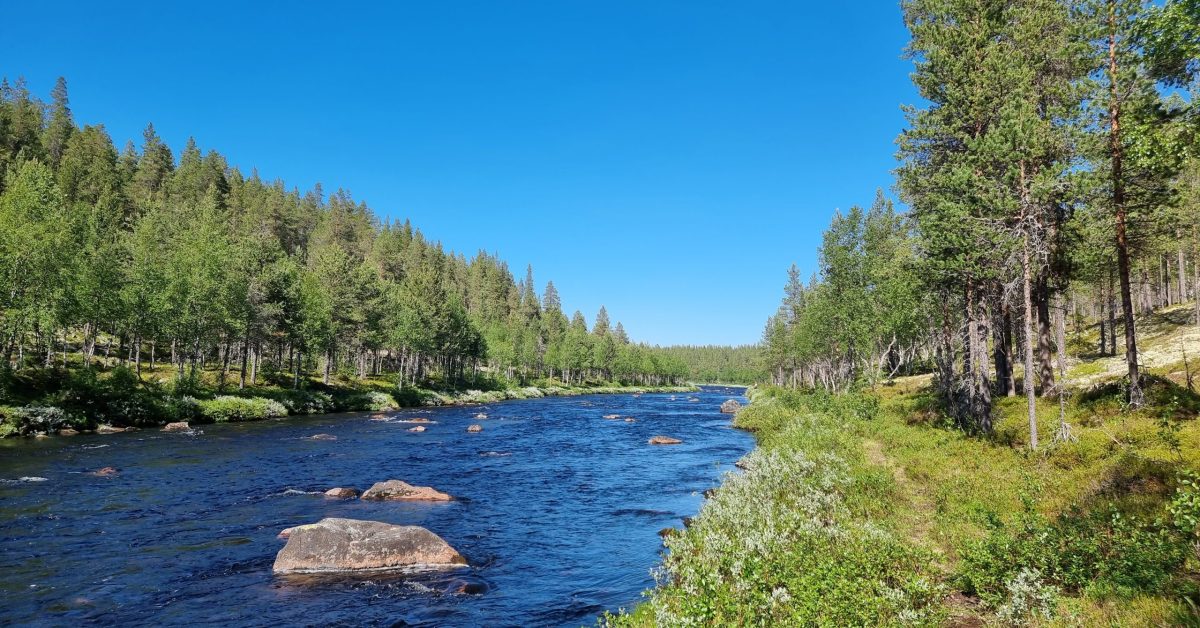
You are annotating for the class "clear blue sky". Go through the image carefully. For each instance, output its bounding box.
[2,1,917,346]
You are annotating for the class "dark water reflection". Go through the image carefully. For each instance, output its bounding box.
[0,386,751,626]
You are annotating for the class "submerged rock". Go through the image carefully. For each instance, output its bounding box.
[407,426,426,433]
[361,480,453,501]
[162,422,190,432]
[466,424,483,433]
[306,434,337,441]
[59,428,79,436]
[603,414,621,420]
[324,487,359,499]
[648,435,682,445]
[474,413,488,420]
[272,517,466,574]
[444,578,488,595]
[720,399,742,414]
[90,466,119,477]
[624,418,637,423]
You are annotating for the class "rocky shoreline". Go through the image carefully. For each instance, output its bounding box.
[0,384,701,439]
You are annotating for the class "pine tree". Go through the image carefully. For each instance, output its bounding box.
[43,77,74,169]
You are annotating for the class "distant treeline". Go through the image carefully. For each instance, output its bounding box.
[0,78,691,391]
[652,345,764,384]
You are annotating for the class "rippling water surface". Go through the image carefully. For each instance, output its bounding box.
[0,386,751,626]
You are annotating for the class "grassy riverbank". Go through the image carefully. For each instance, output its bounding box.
[607,321,1200,625]
[0,366,697,438]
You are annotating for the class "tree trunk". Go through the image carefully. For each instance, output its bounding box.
[293,349,301,390]
[1107,268,1118,355]
[1178,244,1187,307]
[1054,293,1067,387]
[1036,277,1054,394]
[1022,232,1039,450]
[1108,8,1142,408]
[239,332,250,390]
[993,306,1009,395]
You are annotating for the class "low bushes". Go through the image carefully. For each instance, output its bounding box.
[197,395,288,423]
[605,387,941,626]
[1,405,76,436]
[958,477,1200,614]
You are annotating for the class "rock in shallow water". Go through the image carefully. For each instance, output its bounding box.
[720,399,742,414]
[324,487,359,499]
[466,424,483,433]
[360,479,453,501]
[162,422,190,432]
[648,435,682,445]
[272,518,467,574]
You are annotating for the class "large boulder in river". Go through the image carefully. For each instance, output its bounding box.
[324,487,359,499]
[162,422,190,432]
[648,435,683,445]
[360,479,453,501]
[466,424,483,433]
[720,399,742,414]
[272,517,467,574]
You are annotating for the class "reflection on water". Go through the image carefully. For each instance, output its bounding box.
[0,386,751,626]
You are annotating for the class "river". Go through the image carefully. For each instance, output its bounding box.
[0,385,752,626]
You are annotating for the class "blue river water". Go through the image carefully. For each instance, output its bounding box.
[0,385,751,626]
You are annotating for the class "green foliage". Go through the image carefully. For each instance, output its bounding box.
[645,344,763,384]
[0,77,683,421]
[333,390,397,412]
[197,395,288,423]
[3,405,75,435]
[611,386,941,626]
[761,192,925,393]
[959,495,1192,605]
[55,367,166,427]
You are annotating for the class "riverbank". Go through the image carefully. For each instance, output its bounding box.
[606,376,1200,626]
[0,378,698,439]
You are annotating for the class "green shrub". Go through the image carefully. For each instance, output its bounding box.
[613,387,942,626]
[262,389,335,415]
[55,366,165,427]
[6,405,76,435]
[334,390,398,412]
[165,395,202,423]
[198,396,288,423]
[958,493,1193,608]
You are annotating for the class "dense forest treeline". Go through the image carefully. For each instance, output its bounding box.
[0,78,696,407]
[762,0,1200,445]
[648,344,764,384]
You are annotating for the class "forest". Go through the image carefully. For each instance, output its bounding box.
[760,0,1199,442]
[0,78,701,429]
